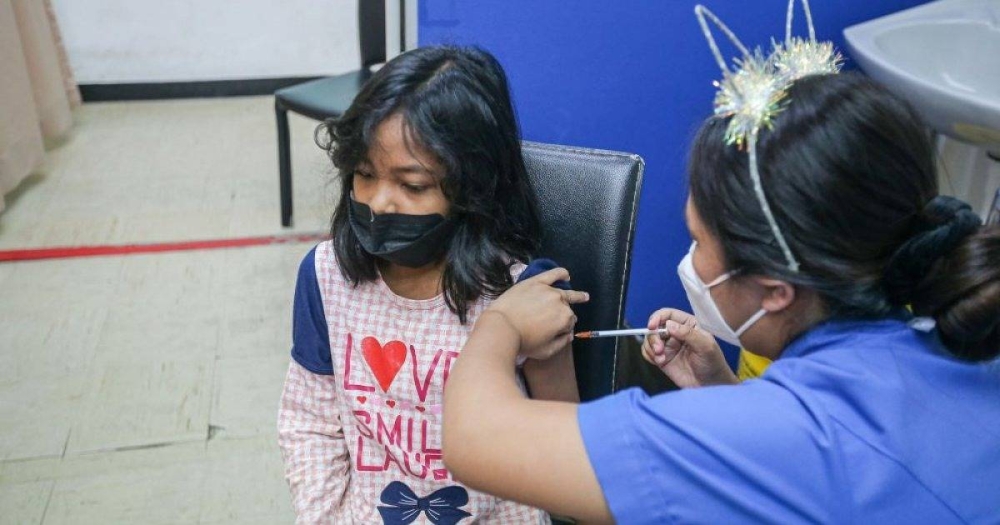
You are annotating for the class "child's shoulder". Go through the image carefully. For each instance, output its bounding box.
[509,260,527,280]
[298,240,349,291]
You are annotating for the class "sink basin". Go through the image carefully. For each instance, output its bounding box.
[844,0,1000,152]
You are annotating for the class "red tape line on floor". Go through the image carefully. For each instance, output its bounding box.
[0,232,330,262]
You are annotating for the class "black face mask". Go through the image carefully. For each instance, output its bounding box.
[348,198,457,268]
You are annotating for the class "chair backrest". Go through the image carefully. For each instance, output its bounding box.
[522,141,644,401]
[358,0,387,68]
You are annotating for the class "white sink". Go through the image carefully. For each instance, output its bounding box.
[844,0,1000,152]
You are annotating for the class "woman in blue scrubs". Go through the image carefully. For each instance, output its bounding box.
[440,72,1000,524]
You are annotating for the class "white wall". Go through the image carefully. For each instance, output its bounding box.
[937,137,1000,221]
[51,0,360,84]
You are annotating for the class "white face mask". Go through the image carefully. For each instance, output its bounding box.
[678,242,767,347]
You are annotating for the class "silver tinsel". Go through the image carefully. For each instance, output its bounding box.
[714,38,842,149]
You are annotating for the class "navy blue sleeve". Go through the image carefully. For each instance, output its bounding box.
[290,246,333,375]
[515,258,571,290]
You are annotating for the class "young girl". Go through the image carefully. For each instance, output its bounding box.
[277,45,575,524]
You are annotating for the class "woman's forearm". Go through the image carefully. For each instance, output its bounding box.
[442,311,611,522]
[443,312,525,476]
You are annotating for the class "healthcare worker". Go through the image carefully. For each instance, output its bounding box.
[438,6,1000,522]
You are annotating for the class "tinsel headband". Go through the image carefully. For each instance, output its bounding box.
[694,0,843,272]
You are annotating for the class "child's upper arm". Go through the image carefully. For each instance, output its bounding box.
[291,246,333,375]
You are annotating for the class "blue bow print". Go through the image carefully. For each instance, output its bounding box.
[378,481,473,525]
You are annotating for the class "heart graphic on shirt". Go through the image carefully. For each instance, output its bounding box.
[356,396,367,404]
[386,400,396,408]
[360,337,407,393]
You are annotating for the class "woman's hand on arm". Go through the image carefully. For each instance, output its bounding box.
[641,308,738,387]
[486,268,589,360]
[443,269,611,523]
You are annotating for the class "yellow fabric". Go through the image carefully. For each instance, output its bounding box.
[737,349,772,380]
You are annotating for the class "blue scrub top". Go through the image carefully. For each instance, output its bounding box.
[578,318,1000,524]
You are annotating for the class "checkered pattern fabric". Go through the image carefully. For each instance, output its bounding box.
[279,241,547,524]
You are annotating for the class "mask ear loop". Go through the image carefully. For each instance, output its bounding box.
[785,0,816,44]
[690,242,747,288]
[734,307,769,338]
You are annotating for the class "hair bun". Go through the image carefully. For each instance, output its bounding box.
[884,195,982,303]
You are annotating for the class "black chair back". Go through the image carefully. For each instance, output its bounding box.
[359,0,387,69]
[523,141,644,401]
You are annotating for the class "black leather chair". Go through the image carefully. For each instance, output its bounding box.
[523,141,645,401]
[275,0,386,227]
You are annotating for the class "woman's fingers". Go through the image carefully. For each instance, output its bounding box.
[644,309,707,370]
[647,308,670,330]
[530,267,571,286]
[562,289,590,305]
[641,340,657,365]
[663,318,720,360]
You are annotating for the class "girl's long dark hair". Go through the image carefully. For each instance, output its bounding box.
[316,45,541,324]
[689,73,1000,361]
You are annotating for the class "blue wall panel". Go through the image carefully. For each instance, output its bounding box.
[419,0,928,340]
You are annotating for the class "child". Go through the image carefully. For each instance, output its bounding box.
[277,45,576,524]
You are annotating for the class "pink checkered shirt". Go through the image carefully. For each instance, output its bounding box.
[278,241,548,524]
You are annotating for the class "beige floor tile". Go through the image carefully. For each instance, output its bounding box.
[0,456,62,486]
[0,96,333,250]
[0,257,122,306]
[25,216,123,248]
[216,290,293,361]
[107,211,233,245]
[212,244,302,362]
[198,436,294,523]
[209,355,289,440]
[0,297,108,385]
[0,263,13,287]
[213,243,304,303]
[0,441,206,485]
[200,514,293,525]
[67,357,214,454]
[227,203,330,238]
[90,251,226,364]
[0,262,111,460]
[0,371,83,461]
[41,455,207,525]
[92,302,221,365]
[1,95,335,523]
[114,251,224,306]
[0,479,53,525]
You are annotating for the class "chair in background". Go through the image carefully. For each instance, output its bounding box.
[274,0,386,227]
[523,141,644,401]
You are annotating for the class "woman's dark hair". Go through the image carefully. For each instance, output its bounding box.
[316,45,541,324]
[689,72,1000,361]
